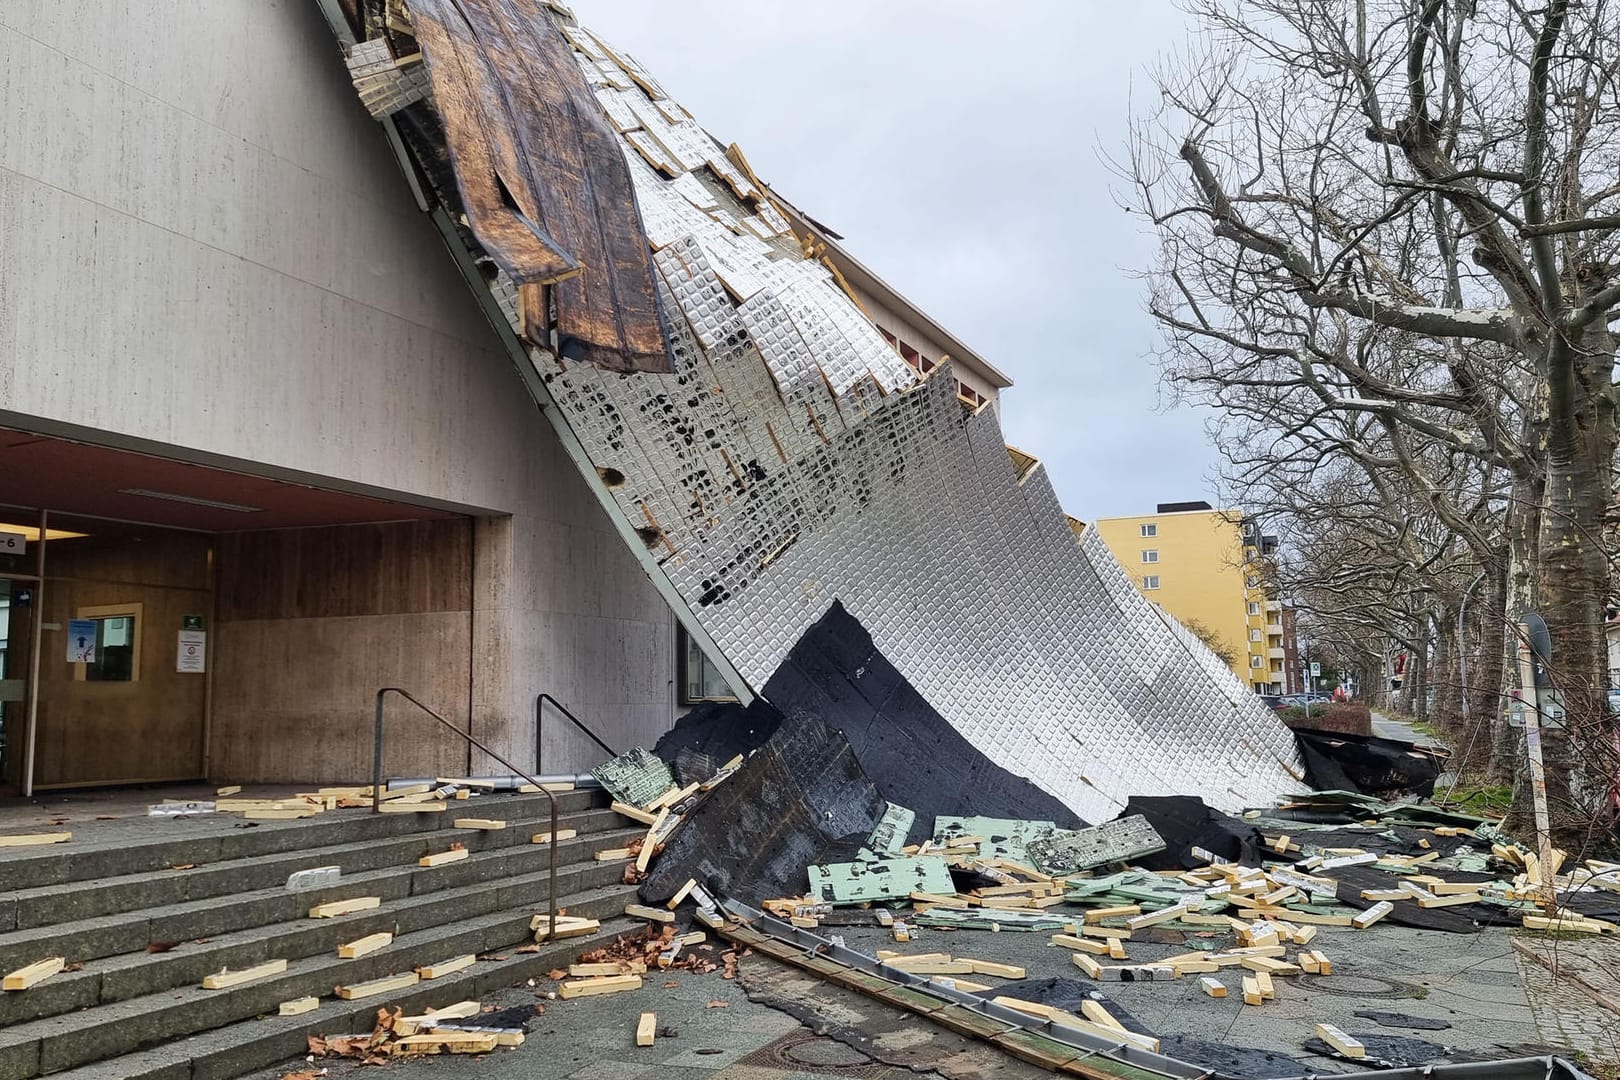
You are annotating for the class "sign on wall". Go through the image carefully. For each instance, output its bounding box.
[66,619,97,664]
[0,531,25,555]
[177,630,206,674]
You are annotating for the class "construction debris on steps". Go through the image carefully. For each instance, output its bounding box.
[143,777,585,821]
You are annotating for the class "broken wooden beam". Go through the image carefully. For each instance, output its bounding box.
[1315,1022,1365,1058]
[202,958,287,990]
[2,958,65,991]
[558,973,641,999]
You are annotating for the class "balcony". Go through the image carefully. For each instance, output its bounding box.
[1268,647,1286,660]
[1264,600,1282,613]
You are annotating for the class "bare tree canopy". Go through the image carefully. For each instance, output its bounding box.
[1125,0,1620,843]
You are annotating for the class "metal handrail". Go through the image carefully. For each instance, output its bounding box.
[536,693,618,774]
[374,688,562,938]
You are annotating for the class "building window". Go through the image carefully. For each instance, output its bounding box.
[72,603,143,683]
[1250,628,1262,643]
[1251,655,1264,669]
[1141,550,1159,564]
[1142,575,1160,590]
[1247,602,1261,616]
[1140,523,1157,538]
[679,627,737,704]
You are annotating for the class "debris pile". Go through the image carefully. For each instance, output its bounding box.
[302,1002,532,1065]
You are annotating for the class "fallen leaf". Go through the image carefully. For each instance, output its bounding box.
[515,944,541,954]
[170,863,196,871]
[147,941,182,954]
[705,1000,729,1009]
[547,969,568,980]
[663,980,679,988]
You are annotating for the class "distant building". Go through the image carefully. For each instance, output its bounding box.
[1092,502,1292,693]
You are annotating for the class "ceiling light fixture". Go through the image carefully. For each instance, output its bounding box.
[117,488,264,513]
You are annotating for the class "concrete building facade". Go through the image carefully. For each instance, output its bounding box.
[1092,503,1290,693]
[0,0,677,793]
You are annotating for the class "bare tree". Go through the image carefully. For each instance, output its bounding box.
[1125,0,1620,842]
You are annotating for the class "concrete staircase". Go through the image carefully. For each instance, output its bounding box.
[0,789,643,1079]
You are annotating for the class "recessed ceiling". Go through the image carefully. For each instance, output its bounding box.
[0,429,460,531]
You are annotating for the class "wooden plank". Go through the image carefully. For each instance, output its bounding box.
[1082,904,1141,923]
[667,878,698,909]
[595,848,632,861]
[636,1012,657,1046]
[636,807,669,873]
[279,996,320,1016]
[1417,892,1482,909]
[419,848,469,867]
[1241,976,1263,1006]
[558,974,642,999]
[0,833,71,848]
[1199,976,1227,998]
[216,785,242,797]
[611,801,659,825]
[1315,1023,1365,1057]
[625,904,674,923]
[570,961,647,977]
[338,932,394,959]
[1049,934,1109,955]
[418,954,476,979]
[452,818,505,830]
[967,960,1026,979]
[310,897,382,919]
[1351,901,1394,929]
[202,959,287,990]
[531,829,578,844]
[1070,953,1103,979]
[379,802,446,813]
[532,915,600,942]
[392,1032,501,1055]
[3,958,65,991]
[336,971,421,1000]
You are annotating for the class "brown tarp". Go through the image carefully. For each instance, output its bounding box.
[409,0,671,373]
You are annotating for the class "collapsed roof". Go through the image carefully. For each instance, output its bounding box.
[320,0,1305,821]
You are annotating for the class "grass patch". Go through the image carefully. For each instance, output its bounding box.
[1438,783,1512,818]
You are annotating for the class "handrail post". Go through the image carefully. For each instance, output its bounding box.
[372,688,389,814]
[536,694,544,776]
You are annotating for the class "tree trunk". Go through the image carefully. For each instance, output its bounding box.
[1509,330,1619,845]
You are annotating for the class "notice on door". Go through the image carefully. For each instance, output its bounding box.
[177,629,206,673]
[66,619,97,663]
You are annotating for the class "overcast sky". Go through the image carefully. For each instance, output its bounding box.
[575,0,1217,520]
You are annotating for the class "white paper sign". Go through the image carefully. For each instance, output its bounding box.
[177,629,206,673]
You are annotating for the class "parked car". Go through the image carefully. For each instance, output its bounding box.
[1258,694,1288,710]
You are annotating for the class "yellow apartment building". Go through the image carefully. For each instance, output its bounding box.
[1092,502,1291,693]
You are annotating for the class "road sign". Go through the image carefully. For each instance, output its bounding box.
[1309,662,1321,678]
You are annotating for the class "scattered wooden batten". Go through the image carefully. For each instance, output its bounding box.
[1417,892,1481,909]
[1351,901,1394,929]
[1050,933,1109,955]
[1315,1022,1366,1057]
[667,878,698,909]
[3,958,65,991]
[967,960,1025,979]
[595,848,632,861]
[203,958,287,990]
[0,833,71,848]
[636,1012,657,1046]
[338,932,393,959]
[611,801,659,825]
[419,848,469,867]
[279,996,319,1016]
[392,1032,500,1055]
[310,896,381,919]
[336,971,421,999]
[378,802,445,813]
[452,818,505,830]
[418,954,476,979]
[559,973,641,999]
[625,904,674,923]
[532,915,600,941]
[216,785,242,797]
[570,961,647,976]
[1241,975,1263,1006]
[1199,976,1227,998]
[532,829,577,844]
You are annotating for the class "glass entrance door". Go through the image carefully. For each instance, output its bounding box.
[0,577,37,793]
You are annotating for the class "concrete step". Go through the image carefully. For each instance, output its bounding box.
[41,912,646,1080]
[0,887,640,1079]
[0,853,637,1028]
[0,788,607,892]
[2,806,627,931]
[0,825,644,975]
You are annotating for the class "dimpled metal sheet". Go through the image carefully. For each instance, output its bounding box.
[344,4,1305,821]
